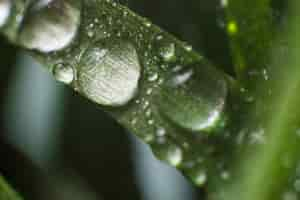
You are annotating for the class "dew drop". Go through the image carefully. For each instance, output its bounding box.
[157,62,227,132]
[154,144,183,167]
[148,73,159,82]
[143,134,154,143]
[87,30,94,38]
[159,43,176,62]
[52,63,74,84]
[0,0,11,27]
[18,0,81,52]
[156,127,166,137]
[148,119,154,125]
[190,169,207,186]
[77,40,141,107]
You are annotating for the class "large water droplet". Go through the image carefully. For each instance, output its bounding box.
[18,0,81,52]
[0,0,11,27]
[157,62,227,132]
[52,63,74,84]
[77,40,141,107]
[154,143,183,167]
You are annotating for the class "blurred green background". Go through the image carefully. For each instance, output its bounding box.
[0,0,285,199]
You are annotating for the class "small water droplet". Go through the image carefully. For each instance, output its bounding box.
[184,45,193,52]
[156,127,166,137]
[143,134,154,143]
[87,30,94,38]
[148,73,159,82]
[155,144,183,167]
[156,35,164,41]
[159,43,176,62]
[145,109,152,117]
[131,118,137,125]
[190,169,207,186]
[77,40,141,106]
[157,62,227,132]
[148,119,154,125]
[146,88,153,95]
[144,21,152,27]
[52,63,74,84]
[220,171,230,180]
[143,101,150,109]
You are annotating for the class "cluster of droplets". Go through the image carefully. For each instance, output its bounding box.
[7,0,234,188]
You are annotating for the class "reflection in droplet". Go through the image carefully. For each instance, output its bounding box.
[77,40,141,107]
[19,0,81,52]
[0,0,11,27]
[52,63,74,84]
[157,62,227,132]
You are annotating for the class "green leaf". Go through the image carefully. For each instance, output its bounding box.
[0,176,23,200]
[0,0,244,188]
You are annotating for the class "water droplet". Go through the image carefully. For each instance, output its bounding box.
[156,35,163,41]
[77,40,141,106]
[19,0,81,52]
[154,144,183,167]
[52,63,74,84]
[145,109,152,117]
[144,21,151,27]
[143,134,154,143]
[190,169,207,186]
[0,0,11,27]
[87,30,94,38]
[220,171,230,180]
[156,127,166,137]
[146,88,153,95]
[159,43,176,62]
[157,62,227,132]
[148,73,159,82]
[184,45,193,52]
[148,119,154,125]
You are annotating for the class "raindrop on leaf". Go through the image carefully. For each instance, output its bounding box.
[18,0,81,52]
[77,40,141,107]
[157,62,228,133]
[154,144,183,167]
[52,63,74,84]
